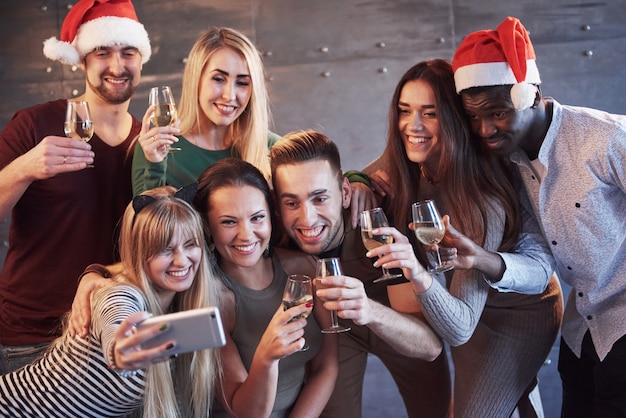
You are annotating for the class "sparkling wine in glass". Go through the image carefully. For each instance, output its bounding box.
[315,257,350,334]
[411,200,453,273]
[64,100,94,167]
[283,274,313,351]
[360,207,403,283]
[148,86,181,152]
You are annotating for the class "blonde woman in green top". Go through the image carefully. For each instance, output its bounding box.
[132,27,277,196]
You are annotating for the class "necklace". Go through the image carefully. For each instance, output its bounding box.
[420,165,438,185]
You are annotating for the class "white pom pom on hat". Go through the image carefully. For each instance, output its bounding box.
[451,16,540,111]
[43,0,151,66]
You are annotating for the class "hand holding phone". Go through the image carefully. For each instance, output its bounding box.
[137,307,226,356]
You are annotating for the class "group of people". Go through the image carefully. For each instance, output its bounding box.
[0,0,624,416]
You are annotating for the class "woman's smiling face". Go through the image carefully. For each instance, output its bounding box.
[207,185,271,269]
[398,78,443,168]
[198,46,252,128]
[146,229,201,298]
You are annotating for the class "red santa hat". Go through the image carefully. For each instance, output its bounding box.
[43,0,151,65]
[452,16,540,110]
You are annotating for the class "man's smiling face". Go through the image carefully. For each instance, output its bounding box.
[273,159,350,255]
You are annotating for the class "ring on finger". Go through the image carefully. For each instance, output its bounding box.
[151,135,157,142]
[63,156,67,164]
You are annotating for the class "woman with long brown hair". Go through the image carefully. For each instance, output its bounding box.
[365,59,562,417]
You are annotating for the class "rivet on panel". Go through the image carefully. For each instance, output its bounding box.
[583,50,593,57]
[41,5,48,11]
[72,89,79,96]
[46,67,53,73]
[262,50,273,57]
[437,37,446,44]
[321,71,331,78]
[49,90,56,96]
[67,3,74,10]
[181,57,188,64]
[581,25,591,31]
[377,42,386,48]
[378,67,388,74]
[268,76,275,82]
[319,47,329,53]
[71,65,78,72]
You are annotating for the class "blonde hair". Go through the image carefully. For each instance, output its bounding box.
[177,27,272,178]
[112,186,222,418]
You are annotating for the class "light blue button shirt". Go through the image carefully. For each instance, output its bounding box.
[506,99,626,360]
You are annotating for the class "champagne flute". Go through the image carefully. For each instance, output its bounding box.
[148,85,181,152]
[360,207,403,283]
[411,200,453,273]
[64,100,94,167]
[283,274,314,351]
[315,257,350,334]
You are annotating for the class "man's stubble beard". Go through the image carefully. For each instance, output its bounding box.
[87,73,137,104]
[294,217,344,256]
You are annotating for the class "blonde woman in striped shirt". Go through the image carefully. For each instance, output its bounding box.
[0,185,221,418]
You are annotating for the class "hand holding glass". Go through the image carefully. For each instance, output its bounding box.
[148,86,181,152]
[283,274,313,351]
[360,207,403,283]
[315,258,350,334]
[64,100,94,167]
[411,200,453,273]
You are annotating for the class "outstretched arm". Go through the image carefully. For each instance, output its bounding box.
[369,225,487,347]
[317,272,442,360]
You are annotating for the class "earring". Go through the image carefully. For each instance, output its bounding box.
[263,244,270,258]
[207,237,216,253]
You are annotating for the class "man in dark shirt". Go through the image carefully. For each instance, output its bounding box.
[270,130,452,418]
[0,0,151,373]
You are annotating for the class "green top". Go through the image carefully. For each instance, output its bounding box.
[131,131,281,195]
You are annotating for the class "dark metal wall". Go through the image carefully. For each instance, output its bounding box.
[1,0,626,265]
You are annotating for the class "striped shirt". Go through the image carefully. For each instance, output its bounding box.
[0,285,148,417]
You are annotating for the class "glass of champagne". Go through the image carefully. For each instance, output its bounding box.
[64,100,94,167]
[148,85,181,152]
[360,207,403,283]
[411,200,453,273]
[315,257,350,334]
[283,274,314,351]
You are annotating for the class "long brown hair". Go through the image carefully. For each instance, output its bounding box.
[381,59,520,251]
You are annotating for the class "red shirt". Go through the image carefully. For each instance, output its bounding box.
[0,99,139,345]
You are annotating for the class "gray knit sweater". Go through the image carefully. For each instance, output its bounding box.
[418,197,563,418]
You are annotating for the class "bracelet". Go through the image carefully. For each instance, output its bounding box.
[77,263,112,284]
[107,342,139,379]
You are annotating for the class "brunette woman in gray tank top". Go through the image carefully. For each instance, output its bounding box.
[195,158,339,418]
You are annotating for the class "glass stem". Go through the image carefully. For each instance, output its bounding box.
[434,248,444,267]
[330,310,340,328]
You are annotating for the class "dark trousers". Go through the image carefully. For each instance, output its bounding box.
[559,332,626,418]
[0,342,49,374]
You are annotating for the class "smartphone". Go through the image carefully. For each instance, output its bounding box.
[137,307,226,356]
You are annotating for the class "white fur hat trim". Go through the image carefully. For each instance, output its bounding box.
[43,16,150,65]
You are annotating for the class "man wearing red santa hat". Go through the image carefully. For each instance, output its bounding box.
[452,16,626,417]
[0,0,151,373]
